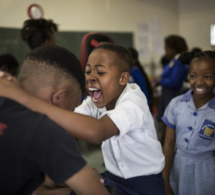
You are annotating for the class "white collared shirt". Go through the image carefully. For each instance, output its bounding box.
[75,83,165,179]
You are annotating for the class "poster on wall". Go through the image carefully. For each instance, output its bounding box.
[151,18,163,55]
[136,19,163,76]
[137,22,151,60]
[137,19,163,60]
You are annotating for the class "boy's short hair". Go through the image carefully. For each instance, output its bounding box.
[94,43,132,73]
[19,45,85,94]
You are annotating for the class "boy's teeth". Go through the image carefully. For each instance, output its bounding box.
[196,88,204,92]
[89,88,99,91]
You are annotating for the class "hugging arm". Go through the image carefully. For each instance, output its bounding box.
[0,72,119,144]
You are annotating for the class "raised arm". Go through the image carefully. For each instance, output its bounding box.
[162,126,176,195]
[0,74,119,144]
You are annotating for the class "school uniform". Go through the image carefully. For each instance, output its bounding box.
[162,89,215,195]
[157,55,188,121]
[75,83,165,194]
[129,66,149,103]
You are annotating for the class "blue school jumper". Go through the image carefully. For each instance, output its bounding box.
[162,90,215,195]
[129,66,151,106]
[157,58,188,121]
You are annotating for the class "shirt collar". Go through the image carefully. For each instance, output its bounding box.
[180,89,215,109]
[180,89,192,102]
[98,84,129,114]
[174,53,180,60]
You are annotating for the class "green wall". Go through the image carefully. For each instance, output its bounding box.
[0,27,133,72]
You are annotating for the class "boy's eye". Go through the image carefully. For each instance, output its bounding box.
[97,71,105,75]
[205,75,213,79]
[189,74,196,79]
[85,67,91,74]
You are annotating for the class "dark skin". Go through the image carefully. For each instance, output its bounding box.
[162,57,215,195]
[0,74,110,195]
[0,49,130,144]
[189,58,215,109]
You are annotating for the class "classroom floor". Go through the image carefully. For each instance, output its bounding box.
[79,142,106,173]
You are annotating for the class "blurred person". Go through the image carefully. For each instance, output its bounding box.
[152,35,189,144]
[0,54,19,76]
[21,18,58,50]
[128,47,153,111]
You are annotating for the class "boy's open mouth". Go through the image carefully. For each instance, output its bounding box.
[88,87,102,101]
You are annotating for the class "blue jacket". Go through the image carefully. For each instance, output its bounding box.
[129,66,151,105]
[160,59,188,90]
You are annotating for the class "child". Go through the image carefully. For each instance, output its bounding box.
[128,47,153,111]
[0,45,109,195]
[0,54,19,76]
[0,44,165,195]
[152,35,189,144]
[21,18,58,50]
[162,50,215,195]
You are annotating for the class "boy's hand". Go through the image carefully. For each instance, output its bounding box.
[92,168,104,184]
[0,71,19,83]
[0,71,22,99]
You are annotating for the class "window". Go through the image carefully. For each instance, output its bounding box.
[210,24,215,46]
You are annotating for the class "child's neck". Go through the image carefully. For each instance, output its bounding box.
[193,94,215,109]
[106,85,127,111]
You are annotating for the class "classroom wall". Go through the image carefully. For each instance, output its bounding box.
[1,0,215,76]
[0,0,179,76]
[178,0,215,51]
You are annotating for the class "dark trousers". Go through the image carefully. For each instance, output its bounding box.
[101,171,165,195]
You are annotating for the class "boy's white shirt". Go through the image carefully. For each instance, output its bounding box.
[75,83,165,179]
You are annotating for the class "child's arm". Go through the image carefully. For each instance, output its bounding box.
[65,164,110,195]
[162,126,176,195]
[0,76,119,144]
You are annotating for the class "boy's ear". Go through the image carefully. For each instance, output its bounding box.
[51,90,66,107]
[119,72,130,85]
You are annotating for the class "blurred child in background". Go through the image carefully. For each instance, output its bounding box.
[128,47,153,112]
[0,54,19,76]
[21,18,58,50]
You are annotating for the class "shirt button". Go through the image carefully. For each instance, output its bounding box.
[193,112,197,116]
[184,138,188,143]
[188,126,192,131]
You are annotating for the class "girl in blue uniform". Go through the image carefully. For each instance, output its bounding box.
[162,50,215,195]
[152,35,189,144]
[153,35,189,122]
